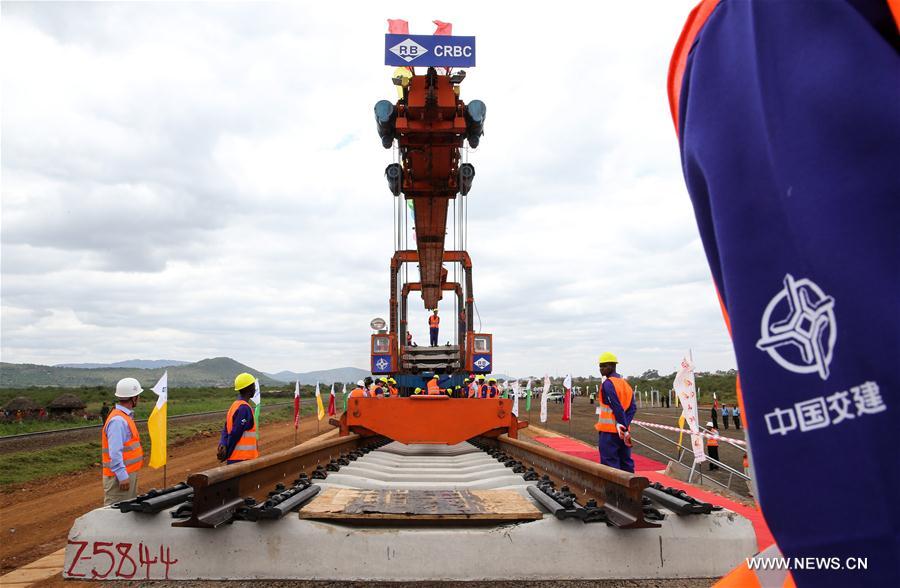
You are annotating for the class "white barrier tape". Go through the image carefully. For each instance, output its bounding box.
[630,419,748,447]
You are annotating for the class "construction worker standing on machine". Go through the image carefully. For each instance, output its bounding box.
[428,309,440,346]
[372,378,386,397]
[594,353,636,473]
[349,380,368,398]
[217,373,259,464]
[487,378,500,398]
[101,377,144,505]
[477,375,489,398]
[426,374,441,395]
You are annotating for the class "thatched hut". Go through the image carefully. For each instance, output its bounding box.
[47,393,87,416]
[3,396,40,417]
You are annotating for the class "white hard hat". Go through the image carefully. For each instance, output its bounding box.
[357,380,364,387]
[706,421,713,428]
[115,377,143,398]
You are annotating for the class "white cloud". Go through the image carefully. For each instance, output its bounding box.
[1,1,735,377]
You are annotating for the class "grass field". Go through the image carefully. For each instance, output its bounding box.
[0,403,318,488]
[0,385,321,436]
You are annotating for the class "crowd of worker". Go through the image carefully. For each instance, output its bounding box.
[346,374,505,399]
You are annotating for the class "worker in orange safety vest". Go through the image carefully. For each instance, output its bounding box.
[349,380,369,398]
[217,372,259,464]
[487,378,500,398]
[101,377,145,505]
[594,352,636,473]
[426,374,441,395]
[428,310,440,346]
[476,375,488,398]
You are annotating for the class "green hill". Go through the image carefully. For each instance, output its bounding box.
[0,357,280,388]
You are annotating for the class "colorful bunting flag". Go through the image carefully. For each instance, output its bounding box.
[315,382,325,421]
[562,374,572,422]
[147,371,168,469]
[327,383,336,417]
[293,380,301,430]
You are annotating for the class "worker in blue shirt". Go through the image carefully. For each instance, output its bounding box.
[217,373,258,464]
[101,378,145,505]
[594,352,636,473]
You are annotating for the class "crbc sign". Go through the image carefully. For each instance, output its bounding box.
[385,34,476,67]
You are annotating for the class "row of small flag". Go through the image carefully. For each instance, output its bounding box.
[143,372,585,471]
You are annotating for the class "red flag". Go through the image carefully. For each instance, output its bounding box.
[562,374,572,422]
[433,20,452,36]
[327,384,336,417]
[388,19,409,34]
[293,381,301,429]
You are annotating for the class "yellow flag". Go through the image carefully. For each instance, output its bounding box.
[148,371,168,469]
[676,414,686,449]
[315,382,325,421]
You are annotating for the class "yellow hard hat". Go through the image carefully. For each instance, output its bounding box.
[388,378,396,384]
[432,374,439,379]
[598,352,619,364]
[234,372,256,391]
[414,387,422,394]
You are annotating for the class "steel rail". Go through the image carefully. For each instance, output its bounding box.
[173,431,386,528]
[484,434,659,529]
[0,402,294,440]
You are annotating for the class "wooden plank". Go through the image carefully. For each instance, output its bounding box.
[299,488,542,521]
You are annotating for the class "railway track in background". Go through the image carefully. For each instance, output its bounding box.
[0,402,293,453]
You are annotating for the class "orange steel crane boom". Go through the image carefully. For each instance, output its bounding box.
[376,67,484,310]
[371,66,490,383]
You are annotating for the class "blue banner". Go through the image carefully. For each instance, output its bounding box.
[371,355,392,374]
[384,34,476,67]
[472,354,492,373]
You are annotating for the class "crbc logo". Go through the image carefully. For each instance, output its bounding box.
[389,38,428,62]
[434,45,473,57]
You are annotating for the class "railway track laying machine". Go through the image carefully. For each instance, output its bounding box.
[63,28,757,582]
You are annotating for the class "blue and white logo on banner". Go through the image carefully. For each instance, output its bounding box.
[385,34,476,67]
[473,355,491,372]
[372,355,392,373]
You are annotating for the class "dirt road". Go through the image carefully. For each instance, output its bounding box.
[0,416,327,575]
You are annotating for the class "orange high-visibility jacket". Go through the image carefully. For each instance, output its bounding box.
[349,387,368,398]
[707,429,720,447]
[428,315,440,328]
[101,408,144,478]
[426,379,441,395]
[225,399,258,461]
[595,377,634,433]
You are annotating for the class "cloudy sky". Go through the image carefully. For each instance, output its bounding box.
[1,1,736,378]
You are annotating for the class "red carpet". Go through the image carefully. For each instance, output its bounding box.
[533,436,666,471]
[532,435,773,551]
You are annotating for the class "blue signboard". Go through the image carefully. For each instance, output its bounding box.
[371,355,392,374]
[384,34,476,67]
[472,354,492,373]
